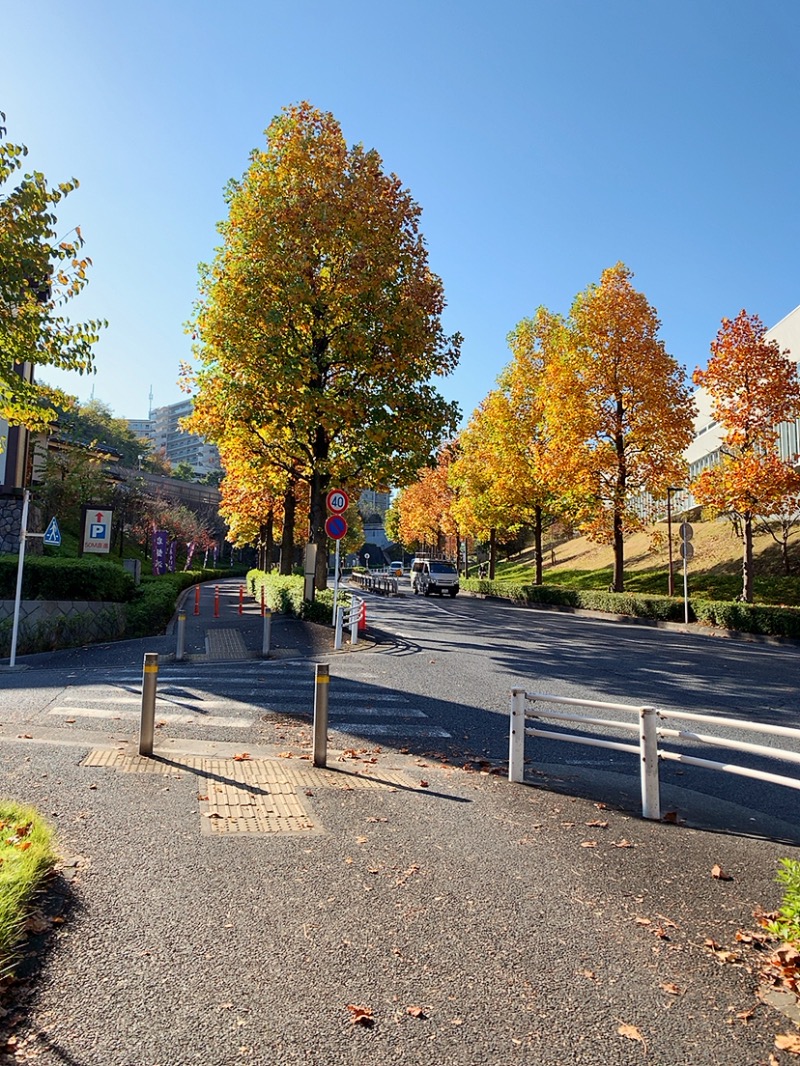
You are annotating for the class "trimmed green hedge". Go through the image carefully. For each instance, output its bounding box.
[461,577,800,637]
[0,556,134,602]
[692,598,800,638]
[247,570,351,625]
[125,568,235,638]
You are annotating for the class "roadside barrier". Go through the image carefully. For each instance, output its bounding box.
[139,652,159,756]
[334,597,364,650]
[350,573,398,595]
[508,689,800,822]
[313,663,330,767]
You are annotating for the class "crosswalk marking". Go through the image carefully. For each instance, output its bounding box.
[330,724,451,738]
[49,707,252,728]
[49,666,451,739]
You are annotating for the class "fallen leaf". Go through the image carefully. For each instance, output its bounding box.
[618,1023,646,1048]
[197,794,209,801]
[406,1006,427,1019]
[233,752,251,762]
[611,839,634,848]
[356,836,368,845]
[775,1032,800,1054]
[203,812,223,819]
[577,968,596,980]
[635,917,652,926]
[662,810,679,823]
[580,840,597,848]
[711,864,733,881]
[346,1004,374,1027]
[419,780,429,789]
[660,982,681,996]
[65,718,76,724]
[586,819,608,828]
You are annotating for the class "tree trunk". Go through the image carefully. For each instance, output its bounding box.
[742,513,754,603]
[279,488,296,575]
[612,505,625,592]
[489,528,497,580]
[533,505,543,585]
[613,409,626,593]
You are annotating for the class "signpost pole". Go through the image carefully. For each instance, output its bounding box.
[9,490,30,669]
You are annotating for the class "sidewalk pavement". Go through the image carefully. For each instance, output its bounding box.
[1,579,798,1065]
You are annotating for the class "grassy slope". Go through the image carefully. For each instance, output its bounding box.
[498,517,800,606]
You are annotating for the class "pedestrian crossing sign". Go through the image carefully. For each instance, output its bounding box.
[43,517,61,546]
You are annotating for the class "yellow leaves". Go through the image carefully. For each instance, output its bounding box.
[617,1022,646,1049]
[775,1032,800,1054]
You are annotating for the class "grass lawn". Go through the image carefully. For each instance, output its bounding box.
[0,801,56,976]
[491,519,800,607]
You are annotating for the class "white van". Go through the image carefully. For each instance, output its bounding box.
[410,557,459,597]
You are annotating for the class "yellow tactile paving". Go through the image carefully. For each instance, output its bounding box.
[82,749,416,834]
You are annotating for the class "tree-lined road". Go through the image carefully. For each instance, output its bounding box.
[331,586,800,837]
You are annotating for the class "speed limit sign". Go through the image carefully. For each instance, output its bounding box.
[326,489,349,514]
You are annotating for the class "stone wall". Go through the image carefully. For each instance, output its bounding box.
[0,496,24,554]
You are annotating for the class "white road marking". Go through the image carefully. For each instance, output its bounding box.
[49,707,251,728]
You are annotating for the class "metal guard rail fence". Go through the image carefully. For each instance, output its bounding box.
[350,573,399,595]
[508,690,800,821]
[334,596,365,650]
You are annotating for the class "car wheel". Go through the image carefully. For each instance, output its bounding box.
[449,589,457,598]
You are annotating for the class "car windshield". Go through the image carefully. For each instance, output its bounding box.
[430,562,456,574]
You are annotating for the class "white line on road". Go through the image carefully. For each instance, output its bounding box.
[48,707,252,728]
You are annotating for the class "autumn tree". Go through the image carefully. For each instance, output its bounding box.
[545,264,695,591]
[451,311,565,581]
[185,102,460,590]
[691,310,800,602]
[397,444,459,556]
[0,114,103,430]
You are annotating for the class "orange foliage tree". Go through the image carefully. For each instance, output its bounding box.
[185,103,460,591]
[691,310,800,601]
[545,264,695,591]
[397,445,459,556]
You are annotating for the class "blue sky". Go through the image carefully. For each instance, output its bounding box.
[4,1,800,428]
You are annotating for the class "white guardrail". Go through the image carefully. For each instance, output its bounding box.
[508,690,800,821]
[334,596,365,650]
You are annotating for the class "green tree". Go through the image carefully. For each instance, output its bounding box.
[0,114,104,430]
[53,397,150,467]
[185,102,460,590]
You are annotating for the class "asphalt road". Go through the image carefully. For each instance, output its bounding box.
[2,583,800,1065]
[344,583,800,839]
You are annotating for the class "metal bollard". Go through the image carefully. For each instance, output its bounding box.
[239,584,244,615]
[176,611,186,662]
[260,585,265,616]
[313,663,330,768]
[194,585,200,616]
[261,607,272,658]
[214,585,220,618]
[139,652,159,756]
[334,605,344,651]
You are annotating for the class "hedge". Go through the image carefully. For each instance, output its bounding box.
[125,568,236,638]
[0,555,134,602]
[461,577,800,637]
[247,570,351,625]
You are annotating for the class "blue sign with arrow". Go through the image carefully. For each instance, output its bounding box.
[43,517,61,547]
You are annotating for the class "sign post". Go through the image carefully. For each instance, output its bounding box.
[679,522,694,625]
[80,505,113,555]
[326,490,349,620]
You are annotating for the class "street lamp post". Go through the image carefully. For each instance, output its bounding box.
[666,486,680,596]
